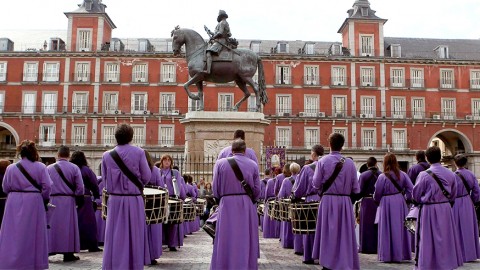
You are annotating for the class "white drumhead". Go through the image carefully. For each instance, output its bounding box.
[144,187,163,195]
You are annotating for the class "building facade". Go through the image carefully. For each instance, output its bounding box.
[1,0,480,174]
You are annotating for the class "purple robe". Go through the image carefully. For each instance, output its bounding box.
[312,151,360,269]
[0,173,6,227]
[373,171,413,262]
[278,176,295,248]
[273,173,286,198]
[144,166,164,264]
[0,158,52,270]
[259,177,268,229]
[47,159,84,253]
[262,178,280,238]
[217,146,258,164]
[95,177,105,244]
[292,161,320,262]
[452,168,480,262]
[413,163,463,270]
[101,145,151,270]
[407,161,430,185]
[184,183,196,235]
[211,153,260,270]
[357,168,381,254]
[161,168,187,248]
[190,184,201,232]
[77,165,100,250]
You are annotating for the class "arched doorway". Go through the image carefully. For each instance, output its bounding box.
[428,129,473,169]
[0,123,19,159]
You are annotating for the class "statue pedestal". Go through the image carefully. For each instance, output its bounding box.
[180,111,270,174]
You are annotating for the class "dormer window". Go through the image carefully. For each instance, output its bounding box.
[77,29,92,52]
[85,2,93,11]
[360,35,374,56]
[330,44,342,56]
[304,43,314,55]
[138,39,153,52]
[277,42,289,53]
[361,7,369,16]
[250,41,261,53]
[390,44,401,58]
[435,45,449,59]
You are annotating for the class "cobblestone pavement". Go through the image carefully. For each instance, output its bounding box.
[49,230,480,270]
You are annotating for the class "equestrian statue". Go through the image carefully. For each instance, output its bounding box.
[171,10,268,112]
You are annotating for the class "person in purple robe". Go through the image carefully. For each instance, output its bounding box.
[210,139,260,270]
[312,133,360,269]
[262,171,280,238]
[413,146,463,270]
[407,150,430,185]
[373,153,413,262]
[183,175,196,236]
[186,175,201,232]
[101,124,152,270]
[292,144,324,264]
[356,156,381,254]
[452,154,480,262]
[95,176,105,246]
[278,163,294,249]
[70,150,102,253]
[0,159,11,227]
[47,145,84,262]
[0,140,52,270]
[159,154,187,251]
[258,168,271,230]
[217,129,258,163]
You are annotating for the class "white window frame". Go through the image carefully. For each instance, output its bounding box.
[390,67,405,88]
[75,62,90,82]
[277,42,289,53]
[247,95,257,112]
[42,62,60,82]
[391,97,406,119]
[470,70,480,90]
[161,63,176,83]
[305,43,314,55]
[132,63,148,83]
[390,44,401,58]
[332,127,348,147]
[304,95,319,116]
[102,125,116,146]
[131,92,148,114]
[23,62,38,82]
[360,34,374,56]
[188,92,203,112]
[103,92,119,114]
[332,95,347,117]
[276,65,291,85]
[441,98,456,120]
[132,125,146,147]
[42,92,57,114]
[159,125,175,147]
[360,67,375,87]
[276,94,292,116]
[250,42,260,53]
[0,62,7,81]
[276,126,291,148]
[160,93,176,114]
[218,93,234,112]
[331,65,347,86]
[104,62,120,83]
[22,91,36,114]
[72,92,89,113]
[440,69,455,89]
[0,91,5,113]
[360,96,375,118]
[436,46,449,59]
[304,65,319,85]
[304,127,319,149]
[411,97,425,119]
[472,99,480,119]
[410,68,424,88]
[77,28,92,52]
[72,124,87,146]
[361,128,376,150]
[39,124,56,147]
[392,129,407,150]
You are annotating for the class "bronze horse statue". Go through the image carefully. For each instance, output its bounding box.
[171,26,268,112]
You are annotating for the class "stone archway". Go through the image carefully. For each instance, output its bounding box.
[428,129,473,155]
[0,122,19,150]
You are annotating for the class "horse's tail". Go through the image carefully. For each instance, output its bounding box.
[257,58,268,105]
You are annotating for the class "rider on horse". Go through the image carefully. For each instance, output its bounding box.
[204,10,232,74]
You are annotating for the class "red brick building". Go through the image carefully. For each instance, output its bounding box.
[1,0,480,174]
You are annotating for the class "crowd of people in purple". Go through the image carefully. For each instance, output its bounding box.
[0,125,479,270]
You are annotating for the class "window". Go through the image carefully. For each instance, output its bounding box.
[0,62,6,81]
[42,92,57,114]
[390,68,404,88]
[23,62,38,82]
[361,7,369,16]
[43,62,59,82]
[304,95,319,116]
[472,99,480,119]
[75,62,90,82]
[333,128,348,147]
[412,98,425,119]
[276,65,291,84]
[440,69,454,89]
[102,125,116,146]
[252,70,259,84]
[276,127,291,148]
[251,42,260,53]
[277,42,288,53]
[305,128,319,149]
[0,92,5,113]
[160,93,176,114]
[73,92,88,113]
[441,98,456,119]
[362,129,376,150]
[331,66,347,86]
[276,95,291,116]
[104,63,120,82]
[304,65,319,85]
[132,63,148,83]
[305,43,314,55]
[392,129,407,150]
[333,96,346,117]
[360,67,375,87]
[103,92,119,113]
[23,92,36,114]
[132,126,146,146]
[360,96,375,118]
[39,125,56,146]
[77,29,92,51]
[247,95,257,112]
[188,93,203,112]
[360,35,374,56]
[218,93,233,111]
[72,125,87,146]
[410,68,424,88]
[159,125,174,147]
[131,93,148,114]
[436,46,449,59]
[392,97,406,118]
[161,63,176,83]
[471,70,480,90]
[390,44,401,58]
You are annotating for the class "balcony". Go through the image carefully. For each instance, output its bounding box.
[274,75,292,86]
[439,79,456,90]
[407,79,425,90]
[71,73,91,84]
[103,72,120,83]
[357,78,376,88]
[22,73,38,84]
[302,75,321,87]
[330,77,349,88]
[389,79,406,89]
[159,108,181,116]
[41,73,60,84]
[470,79,480,91]
[159,74,177,85]
[357,48,377,57]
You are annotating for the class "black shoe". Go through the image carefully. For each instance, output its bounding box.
[88,247,103,252]
[303,260,315,265]
[151,259,158,265]
[169,247,177,252]
[322,267,331,270]
[294,252,303,256]
[63,254,80,262]
[48,253,57,256]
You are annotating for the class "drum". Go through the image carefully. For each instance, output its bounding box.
[290,201,320,234]
[354,199,362,225]
[167,198,184,224]
[404,206,419,234]
[195,198,207,216]
[268,200,281,221]
[278,199,291,221]
[257,203,265,216]
[183,198,196,222]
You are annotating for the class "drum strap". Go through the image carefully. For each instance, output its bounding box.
[16,163,42,191]
[110,150,144,195]
[384,173,404,195]
[425,170,450,198]
[455,171,472,194]
[320,157,345,196]
[419,162,429,170]
[308,163,316,171]
[53,164,76,193]
[226,157,255,203]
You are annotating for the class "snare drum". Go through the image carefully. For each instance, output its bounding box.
[167,198,184,224]
[183,198,196,222]
[257,203,265,216]
[268,200,281,221]
[290,201,319,234]
[278,199,291,221]
[195,198,207,216]
[404,206,419,234]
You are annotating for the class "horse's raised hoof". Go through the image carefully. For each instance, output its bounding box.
[189,94,201,100]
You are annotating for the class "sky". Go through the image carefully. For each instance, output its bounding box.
[1,0,480,49]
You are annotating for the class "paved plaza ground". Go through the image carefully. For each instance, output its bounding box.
[49,228,480,270]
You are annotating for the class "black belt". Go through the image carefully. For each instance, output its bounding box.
[108,193,142,197]
[11,190,41,193]
[51,194,75,197]
[323,193,350,197]
[456,194,469,198]
[307,192,319,196]
[423,201,450,205]
[383,191,401,197]
[221,193,247,199]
